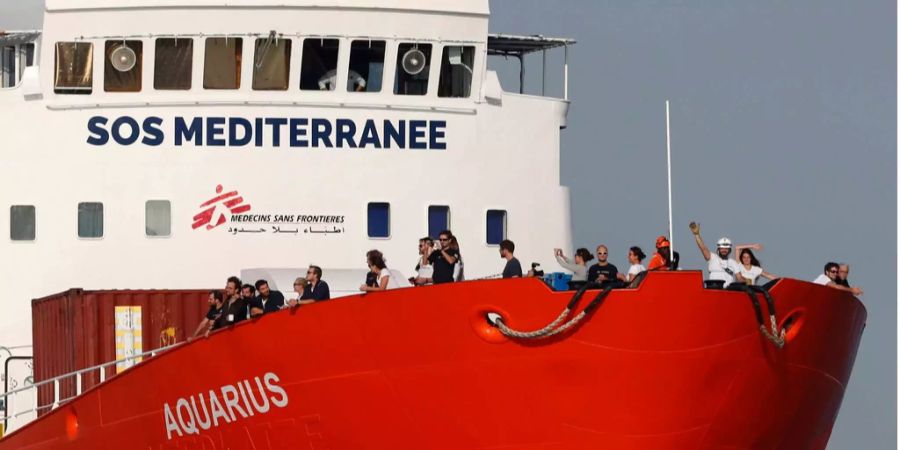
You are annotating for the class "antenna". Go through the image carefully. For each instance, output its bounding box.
[665,100,674,256]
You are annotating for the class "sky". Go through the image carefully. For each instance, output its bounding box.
[0,0,896,448]
[487,1,896,449]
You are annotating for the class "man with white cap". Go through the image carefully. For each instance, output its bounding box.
[689,222,741,287]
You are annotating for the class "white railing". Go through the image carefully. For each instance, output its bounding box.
[0,342,184,434]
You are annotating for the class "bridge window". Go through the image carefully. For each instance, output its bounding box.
[394,43,431,96]
[348,40,385,92]
[486,210,507,245]
[10,205,35,241]
[367,202,390,238]
[428,206,450,239]
[252,36,291,90]
[54,42,93,94]
[439,46,475,98]
[1,46,15,88]
[145,200,171,237]
[154,38,193,90]
[104,40,143,92]
[301,38,339,91]
[78,202,104,238]
[204,37,242,89]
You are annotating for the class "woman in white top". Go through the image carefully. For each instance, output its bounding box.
[733,244,778,285]
[618,246,647,283]
[360,249,402,291]
[554,248,593,281]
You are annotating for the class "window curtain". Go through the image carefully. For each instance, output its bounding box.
[78,203,104,238]
[155,39,192,90]
[55,42,93,89]
[252,38,290,90]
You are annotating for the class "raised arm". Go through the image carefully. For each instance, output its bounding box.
[555,252,580,272]
[441,249,458,264]
[733,243,763,263]
[689,222,711,261]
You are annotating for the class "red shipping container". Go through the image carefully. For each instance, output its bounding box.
[31,289,210,412]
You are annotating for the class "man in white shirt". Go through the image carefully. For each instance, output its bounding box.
[814,262,863,296]
[689,222,741,287]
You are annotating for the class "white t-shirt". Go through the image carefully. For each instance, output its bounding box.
[377,268,405,290]
[813,274,832,286]
[708,254,741,286]
[416,262,433,280]
[627,264,646,279]
[738,265,764,285]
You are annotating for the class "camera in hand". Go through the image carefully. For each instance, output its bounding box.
[531,262,544,278]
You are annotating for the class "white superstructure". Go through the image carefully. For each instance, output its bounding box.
[0,0,575,347]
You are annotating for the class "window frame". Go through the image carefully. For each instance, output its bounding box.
[347,39,387,93]
[104,40,144,93]
[438,45,476,99]
[54,41,94,94]
[427,205,450,240]
[252,36,292,91]
[77,202,105,240]
[154,37,193,91]
[394,42,433,96]
[9,205,36,242]
[367,202,391,239]
[299,37,341,91]
[203,37,244,90]
[145,200,172,238]
[485,209,507,246]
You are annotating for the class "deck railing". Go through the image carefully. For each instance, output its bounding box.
[0,342,183,434]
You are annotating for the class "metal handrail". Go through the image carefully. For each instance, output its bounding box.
[0,342,184,428]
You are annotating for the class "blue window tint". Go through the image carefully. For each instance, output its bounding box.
[367,202,390,238]
[486,210,506,245]
[428,205,449,239]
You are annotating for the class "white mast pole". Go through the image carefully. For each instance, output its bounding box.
[666,100,674,256]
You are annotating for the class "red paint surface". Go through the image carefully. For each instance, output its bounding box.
[6,273,865,449]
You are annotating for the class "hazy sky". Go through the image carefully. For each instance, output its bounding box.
[1,1,896,448]
[488,1,896,449]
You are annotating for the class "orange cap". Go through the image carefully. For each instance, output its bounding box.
[656,236,670,248]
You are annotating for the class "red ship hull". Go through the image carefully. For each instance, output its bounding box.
[0,272,866,449]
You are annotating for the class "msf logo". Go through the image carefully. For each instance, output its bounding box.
[193,185,252,230]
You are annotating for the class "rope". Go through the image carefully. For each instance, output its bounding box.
[731,284,786,349]
[488,282,611,340]
[490,308,571,339]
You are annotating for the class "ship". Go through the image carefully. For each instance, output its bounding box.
[0,1,866,449]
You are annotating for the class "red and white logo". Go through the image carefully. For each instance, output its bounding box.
[192,185,252,230]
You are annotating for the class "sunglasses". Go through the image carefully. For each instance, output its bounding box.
[439,238,450,242]
[828,269,838,274]
[597,252,607,255]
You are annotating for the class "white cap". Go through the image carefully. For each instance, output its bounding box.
[716,237,732,248]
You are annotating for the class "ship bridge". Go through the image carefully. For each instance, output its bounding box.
[2,0,573,111]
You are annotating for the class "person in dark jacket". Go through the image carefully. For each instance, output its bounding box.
[216,276,248,328]
[302,265,331,301]
[249,279,285,317]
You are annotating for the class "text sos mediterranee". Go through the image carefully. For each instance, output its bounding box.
[88,116,448,149]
